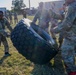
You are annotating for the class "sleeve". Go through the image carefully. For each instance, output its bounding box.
[33,11,40,23]
[49,9,63,20]
[5,18,13,32]
[54,6,76,33]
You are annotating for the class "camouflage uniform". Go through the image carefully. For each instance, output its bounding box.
[33,9,50,33]
[0,17,12,54]
[58,12,65,48]
[49,1,76,73]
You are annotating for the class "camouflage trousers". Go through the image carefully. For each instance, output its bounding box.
[61,38,76,73]
[0,34,9,53]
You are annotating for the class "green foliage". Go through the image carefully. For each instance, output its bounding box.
[12,0,26,12]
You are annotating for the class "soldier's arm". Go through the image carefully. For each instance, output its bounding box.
[53,6,76,33]
[33,11,40,23]
[5,18,13,32]
[49,9,63,20]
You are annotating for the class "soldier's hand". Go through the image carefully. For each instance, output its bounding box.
[50,26,59,34]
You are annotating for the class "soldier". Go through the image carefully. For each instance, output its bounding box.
[50,0,76,75]
[33,2,51,33]
[58,3,66,49]
[0,11,13,56]
[13,12,18,24]
[5,11,9,20]
[9,11,13,24]
[22,9,27,18]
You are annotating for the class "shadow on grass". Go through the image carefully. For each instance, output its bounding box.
[0,55,11,64]
[31,51,67,75]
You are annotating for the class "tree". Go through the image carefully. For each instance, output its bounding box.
[12,0,26,13]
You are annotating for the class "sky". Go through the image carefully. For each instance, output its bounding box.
[0,0,60,10]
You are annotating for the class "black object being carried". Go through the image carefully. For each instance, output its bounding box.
[11,18,58,65]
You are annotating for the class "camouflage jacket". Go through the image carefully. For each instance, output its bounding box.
[0,17,12,36]
[33,9,50,28]
[50,2,76,41]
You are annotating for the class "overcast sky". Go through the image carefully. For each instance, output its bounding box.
[0,0,60,10]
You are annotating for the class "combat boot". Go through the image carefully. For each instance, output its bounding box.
[4,52,11,57]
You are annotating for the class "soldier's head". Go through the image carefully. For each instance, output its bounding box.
[65,0,75,5]
[39,2,43,7]
[38,2,44,10]
[0,11,3,19]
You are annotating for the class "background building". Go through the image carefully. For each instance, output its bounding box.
[39,0,64,14]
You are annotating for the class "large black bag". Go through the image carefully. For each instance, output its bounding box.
[11,18,58,65]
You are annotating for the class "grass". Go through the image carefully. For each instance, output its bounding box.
[0,38,33,75]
